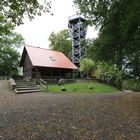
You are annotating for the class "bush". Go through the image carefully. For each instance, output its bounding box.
[60,87,66,91]
[88,85,93,90]
[95,62,123,89]
[122,79,140,92]
[80,58,95,78]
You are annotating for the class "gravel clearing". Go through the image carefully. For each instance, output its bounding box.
[0,80,140,140]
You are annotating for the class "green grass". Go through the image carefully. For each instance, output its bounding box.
[47,82,119,94]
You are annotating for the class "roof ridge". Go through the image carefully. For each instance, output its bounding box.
[25,45,63,53]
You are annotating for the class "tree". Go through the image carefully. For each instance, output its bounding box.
[74,0,140,79]
[80,58,95,77]
[0,14,24,76]
[124,51,140,79]
[48,29,72,59]
[0,47,20,76]
[0,0,52,25]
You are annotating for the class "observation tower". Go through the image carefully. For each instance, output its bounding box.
[68,15,88,69]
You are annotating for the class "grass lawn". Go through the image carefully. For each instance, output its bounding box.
[47,82,119,94]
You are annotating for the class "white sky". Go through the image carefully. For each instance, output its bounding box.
[15,0,98,51]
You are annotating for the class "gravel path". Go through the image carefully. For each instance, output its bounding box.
[0,80,140,140]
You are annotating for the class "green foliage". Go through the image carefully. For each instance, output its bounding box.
[60,87,66,91]
[81,38,96,59]
[74,0,140,32]
[48,29,72,58]
[122,79,140,92]
[80,58,95,77]
[74,0,140,79]
[0,15,24,76]
[88,85,93,90]
[124,52,140,79]
[0,47,20,76]
[95,62,123,89]
[0,0,52,25]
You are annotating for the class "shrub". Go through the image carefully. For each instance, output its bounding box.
[60,87,66,91]
[95,62,123,89]
[122,79,140,92]
[80,58,95,77]
[88,85,93,90]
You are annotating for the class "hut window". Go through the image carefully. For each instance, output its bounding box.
[49,56,56,61]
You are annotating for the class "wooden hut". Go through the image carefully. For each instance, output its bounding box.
[19,45,78,80]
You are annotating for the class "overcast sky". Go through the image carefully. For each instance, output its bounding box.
[15,0,98,50]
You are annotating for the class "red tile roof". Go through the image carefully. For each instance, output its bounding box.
[21,45,78,70]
